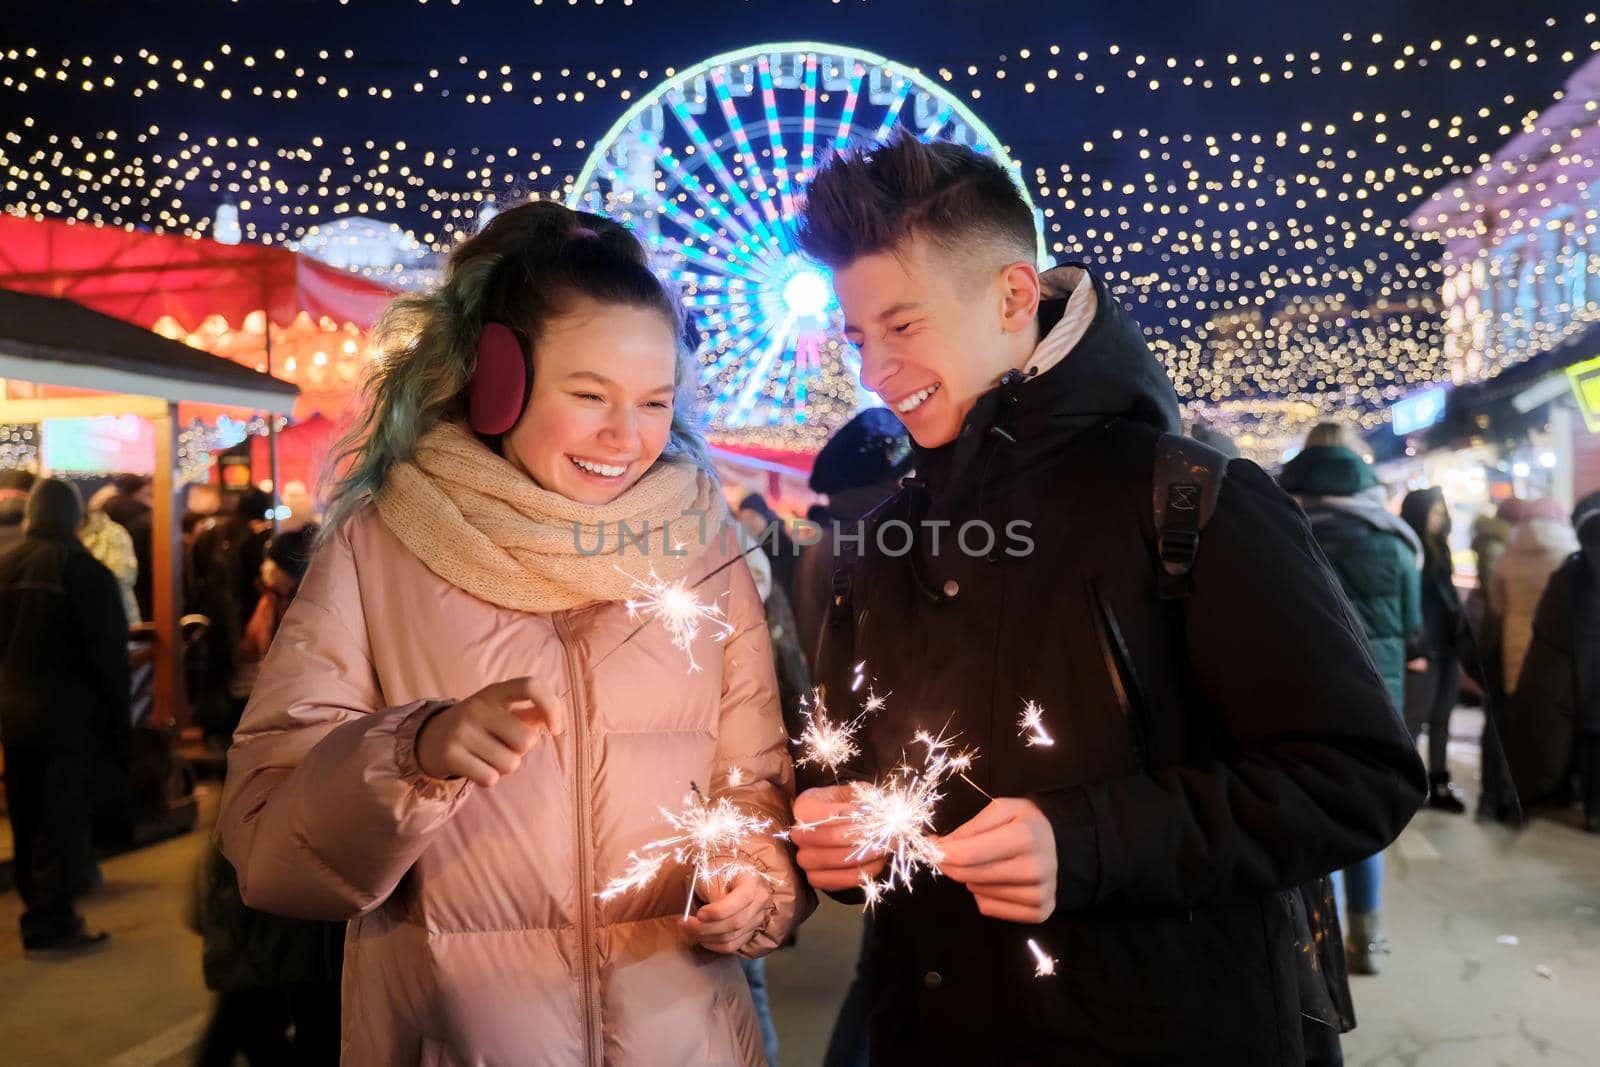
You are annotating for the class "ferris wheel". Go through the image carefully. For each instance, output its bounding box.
[569,42,1041,449]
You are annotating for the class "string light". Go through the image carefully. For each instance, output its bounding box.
[3,14,1596,456]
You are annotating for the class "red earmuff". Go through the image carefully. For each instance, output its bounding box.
[468,322,533,436]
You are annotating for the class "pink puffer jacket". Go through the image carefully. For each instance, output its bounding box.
[217,507,809,1066]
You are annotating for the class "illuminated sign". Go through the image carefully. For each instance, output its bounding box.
[1390,384,1449,436]
[1566,354,1600,432]
[40,416,156,474]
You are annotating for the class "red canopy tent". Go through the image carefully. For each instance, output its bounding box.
[0,215,395,336]
[0,216,397,421]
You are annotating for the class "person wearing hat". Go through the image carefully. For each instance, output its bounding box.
[791,407,915,668]
[0,478,130,953]
[227,524,322,731]
[0,468,36,557]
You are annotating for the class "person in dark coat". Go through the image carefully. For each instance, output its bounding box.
[1279,426,1423,975]
[787,135,1426,1066]
[191,488,275,744]
[99,473,155,622]
[1400,488,1470,812]
[1505,507,1600,832]
[0,477,130,952]
[0,468,36,557]
[793,407,915,668]
[194,521,341,1065]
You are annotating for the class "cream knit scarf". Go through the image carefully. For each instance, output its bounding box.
[376,421,724,613]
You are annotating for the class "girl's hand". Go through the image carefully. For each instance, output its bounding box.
[684,870,772,954]
[415,677,565,787]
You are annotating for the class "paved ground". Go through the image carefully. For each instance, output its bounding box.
[1,710,1596,1065]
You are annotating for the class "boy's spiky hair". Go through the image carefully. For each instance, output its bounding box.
[795,133,1037,270]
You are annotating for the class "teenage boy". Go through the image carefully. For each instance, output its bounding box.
[788,134,1426,1065]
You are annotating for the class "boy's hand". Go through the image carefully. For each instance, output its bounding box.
[790,785,888,892]
[936,798,1058,924]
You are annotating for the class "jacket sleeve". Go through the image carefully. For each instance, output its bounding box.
[1035,460,1427,912]
[68,553,132,766]
[710,553,816,956]
[1399,537,1424,658]
[216,521,473,921]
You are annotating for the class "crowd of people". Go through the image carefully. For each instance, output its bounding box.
[0,133,1597,1065]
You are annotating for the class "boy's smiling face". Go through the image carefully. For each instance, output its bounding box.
[835,236,1042,449]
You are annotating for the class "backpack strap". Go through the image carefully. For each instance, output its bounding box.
[1152,433,1229,600]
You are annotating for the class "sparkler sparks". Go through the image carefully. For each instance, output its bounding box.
[844,767,948,906]
[1018,699,1055,748]
[622,568,736,672]
[1027,938,1057,978]
[596,784,774,917]
[793,689,864,779]
[913,727,992,801]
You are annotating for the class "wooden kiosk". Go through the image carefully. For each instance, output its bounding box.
[0,289,299,729]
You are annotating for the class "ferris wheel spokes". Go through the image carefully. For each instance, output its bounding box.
[665,93,785,252]
[709,69,785,235]
[756,57,800,218]
[655,151,767,255]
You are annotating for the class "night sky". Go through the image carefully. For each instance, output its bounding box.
[5,0,1596,427]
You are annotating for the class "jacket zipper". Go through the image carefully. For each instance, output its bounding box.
[1087,577,1151,772]
[554,612,602,1067]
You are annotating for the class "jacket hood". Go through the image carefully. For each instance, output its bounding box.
[1508,515,1580,558]
[911,265,1180,494]
[1027,264,1182,435]
[24,478,84,540]
[1279,446,1379,498]
[1581,512,1600,553]
[1298,491,1423,560]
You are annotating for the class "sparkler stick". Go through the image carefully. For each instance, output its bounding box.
[621,567,736,672]
[595,783,776,916]
[553,531,764,704]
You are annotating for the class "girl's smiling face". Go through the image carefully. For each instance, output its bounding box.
[500,295,680,505]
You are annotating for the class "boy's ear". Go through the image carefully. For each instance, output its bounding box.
[999,261,1042,333]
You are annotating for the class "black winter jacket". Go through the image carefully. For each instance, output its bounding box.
[0,532,132,761]
[806,268,1426,1065]
[1505,518,1600,804]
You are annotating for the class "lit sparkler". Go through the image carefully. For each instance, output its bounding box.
[596,784,775,917]
[1027,938,1057,977]
[793,689,864,780]
[1018,699,1055,748]
[913,727,993,801]
[843,767,948,905]
[622,568,736,672]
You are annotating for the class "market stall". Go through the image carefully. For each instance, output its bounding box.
[0,288,299,728]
